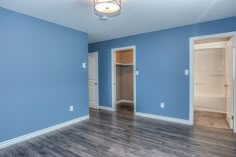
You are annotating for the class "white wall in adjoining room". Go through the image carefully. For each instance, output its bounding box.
[194,42,227,113]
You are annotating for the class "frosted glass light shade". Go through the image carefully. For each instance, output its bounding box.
[94,0,121,14]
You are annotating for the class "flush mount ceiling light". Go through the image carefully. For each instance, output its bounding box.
[94,0,121,21]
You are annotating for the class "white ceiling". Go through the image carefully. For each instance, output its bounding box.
[0,0,236,43]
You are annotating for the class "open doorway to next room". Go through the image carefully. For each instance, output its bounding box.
[194,36,235,130]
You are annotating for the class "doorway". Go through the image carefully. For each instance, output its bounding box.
[112,46,136,115]
[88,52,99,109]
[190,32,236,132]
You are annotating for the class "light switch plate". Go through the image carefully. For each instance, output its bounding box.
[185,69,189,75]
[70,105,74,112]
[136,71,139,76]
[82,63,86,68]
[161,103,165,108]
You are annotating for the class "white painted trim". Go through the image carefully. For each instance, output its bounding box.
[89,106,99,110]
[111,49,116,111]
[233,36,236,133]
[99,106,114,111]
[89,52,99,109]
[0,115,89,149]
[194,109,226,114]
[116,100,134,104]
[189,31,236,129]
[191,32,236,41]
[135,112,192,125]
[189,37,194,126]
[194,41,227,50]
[226,112,233,129]
[116,100,123,104]
[111,46,137,114]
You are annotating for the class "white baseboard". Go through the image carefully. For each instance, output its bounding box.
[194,108,226,114]
[99,106,114,111]
[135,112,192,125]
[116,100,123,104]
[226,112,233,129]
[116,100,134,104]
[0,115,89,149]
[89,106,99,110]
[226,112,231,120]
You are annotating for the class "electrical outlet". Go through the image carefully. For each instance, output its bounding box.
[160,103,165,108]
[70,105,74,112]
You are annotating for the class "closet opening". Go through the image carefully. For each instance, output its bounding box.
[112,46,136,115]
[192,36,235,130]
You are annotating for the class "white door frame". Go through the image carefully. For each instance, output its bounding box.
[189,31,236,133]
[111,46,136,113]
[88,52,99,109]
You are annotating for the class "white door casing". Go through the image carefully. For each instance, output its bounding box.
[88,52,99,109]
[189,31,236,130]
[233,36,236,132]
[226,38,234,129]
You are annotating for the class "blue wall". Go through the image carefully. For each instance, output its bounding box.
[89,16,236,120]
[0,7,88,142]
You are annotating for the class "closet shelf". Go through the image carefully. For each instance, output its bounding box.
[208,73,225,76]
[116,63,134,66]
[195,93,225,97]
[194,83,206,85]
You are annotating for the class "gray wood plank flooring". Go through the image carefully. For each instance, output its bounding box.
[1,109,236,157]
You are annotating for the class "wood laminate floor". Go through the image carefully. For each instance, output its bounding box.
[116,102,134,115]
[1,109,236,157]
[194,110,230,130]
